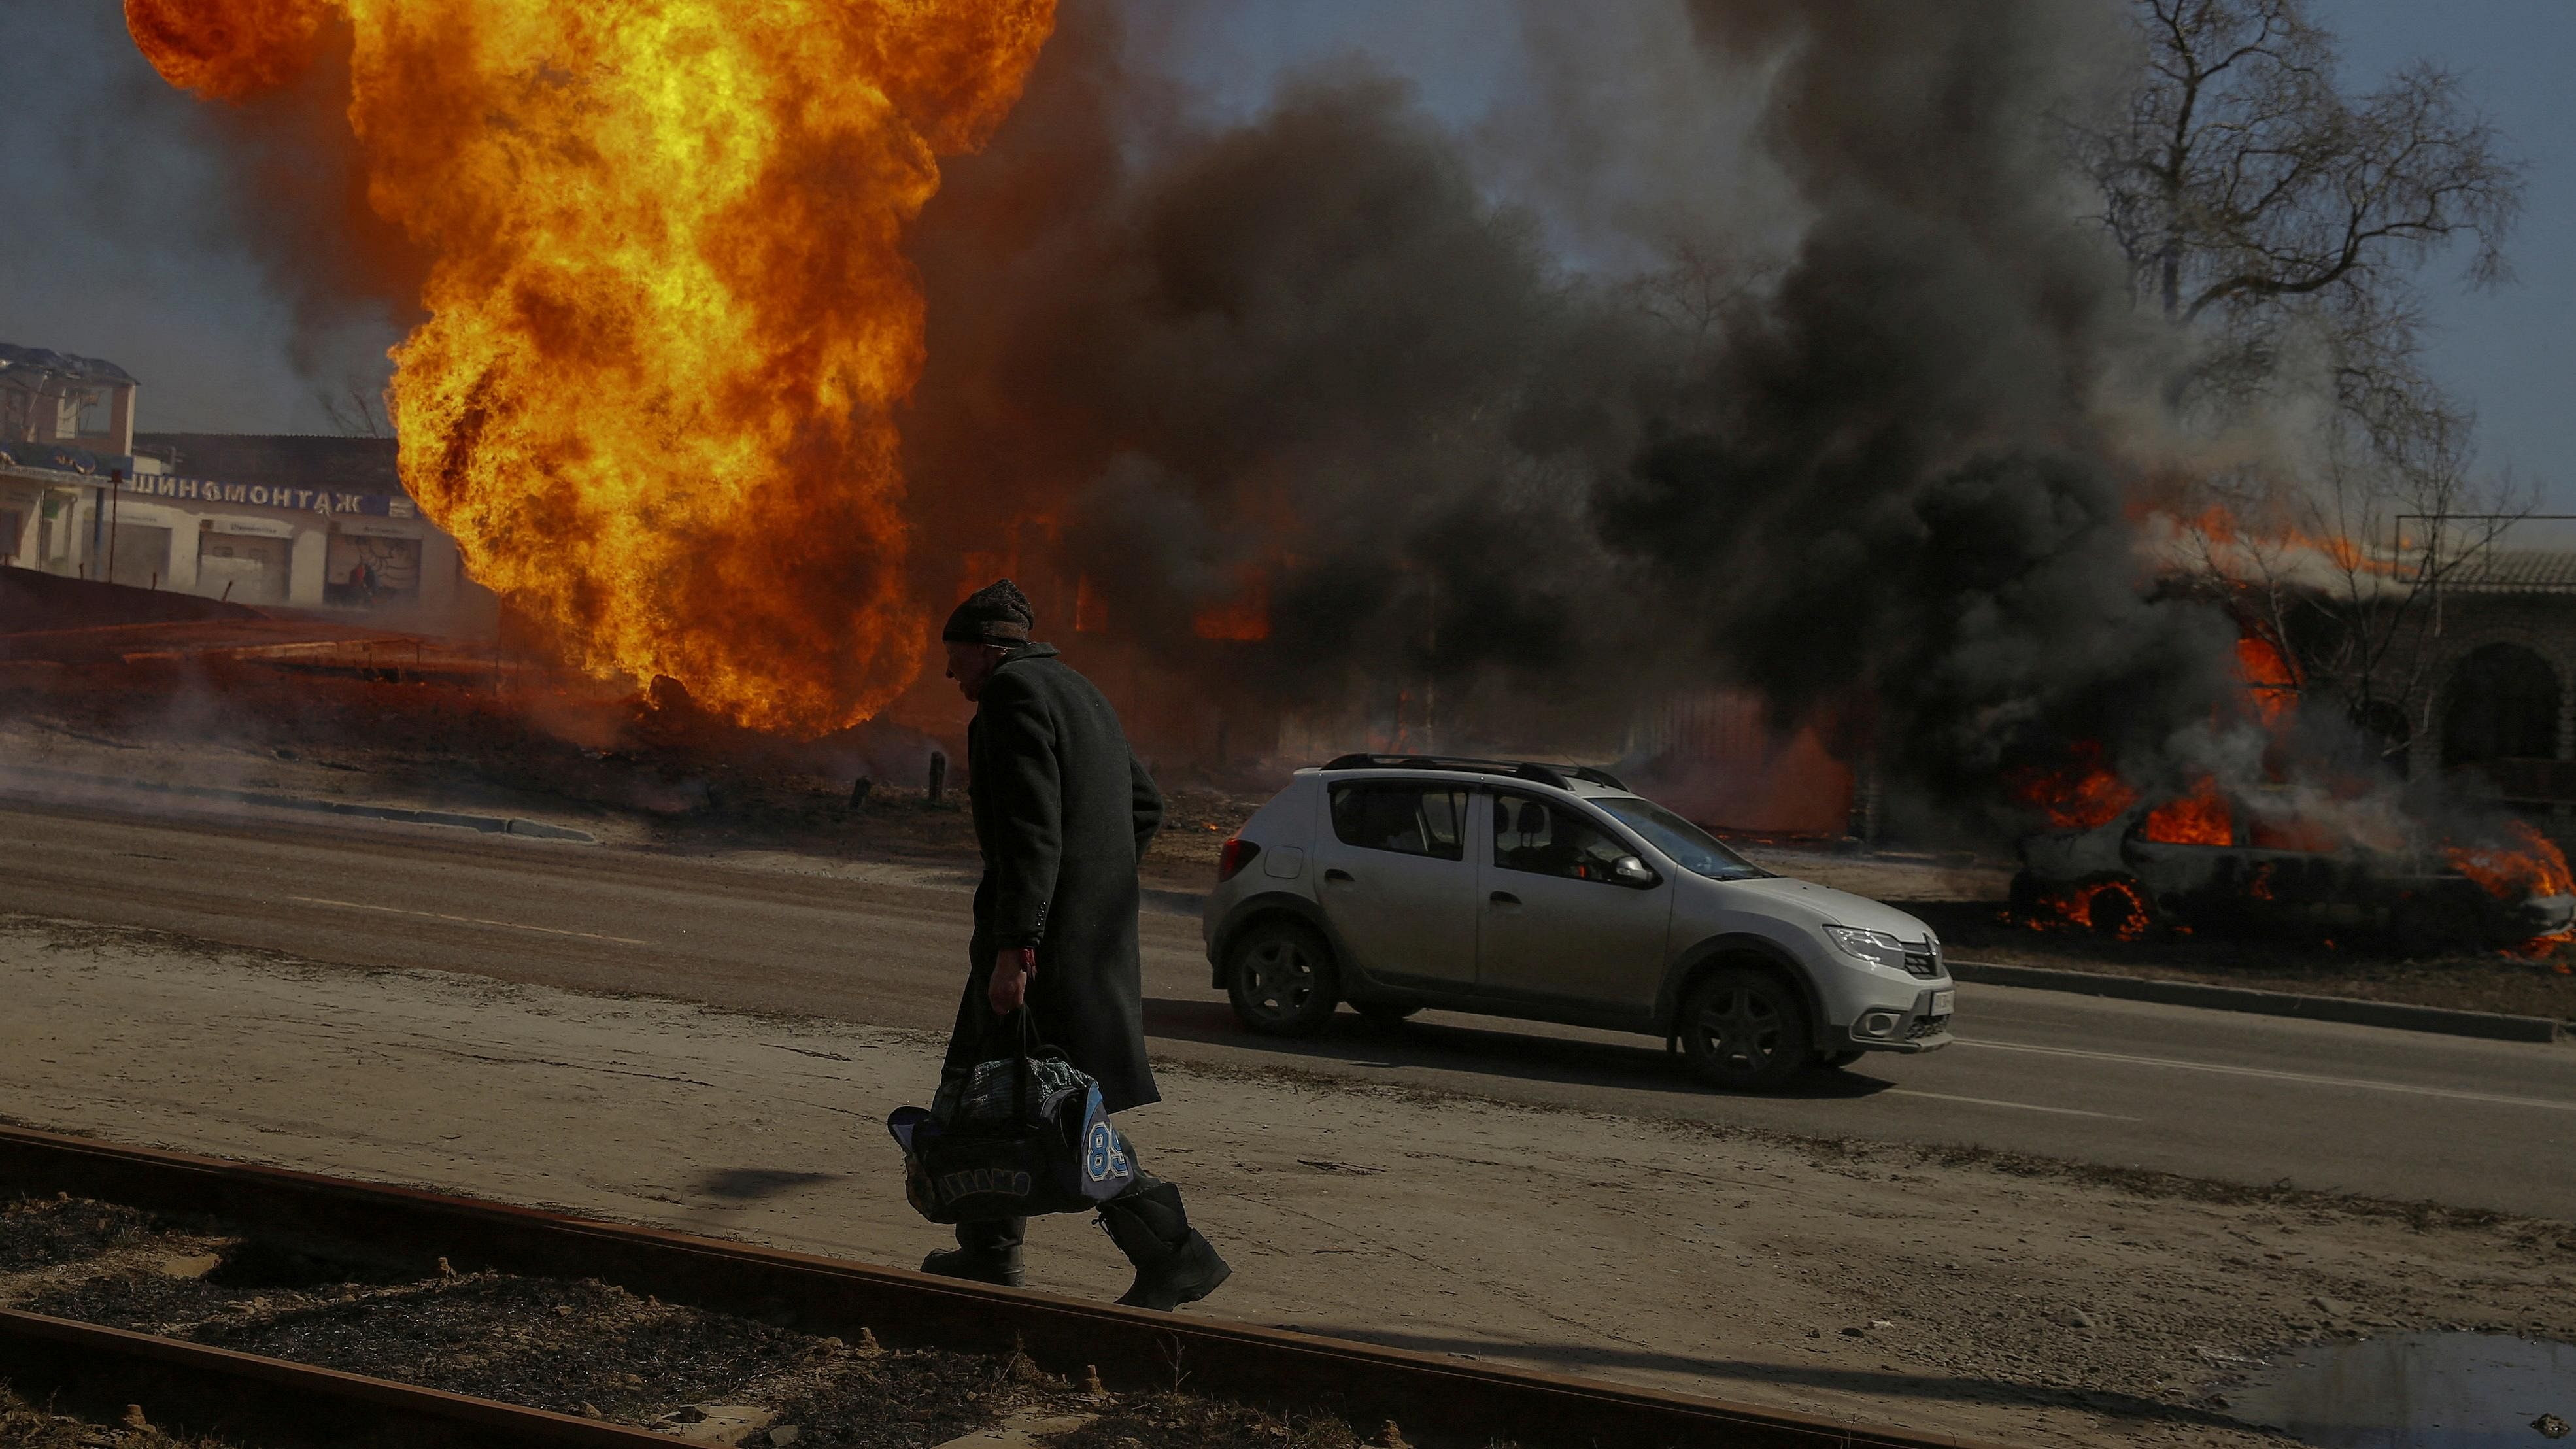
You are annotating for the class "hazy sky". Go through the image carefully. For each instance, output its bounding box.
[1,1,2566,503]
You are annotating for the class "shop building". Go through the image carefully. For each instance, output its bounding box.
[3,430,477,623]
[3,342,489,631]
[123,432,480,619]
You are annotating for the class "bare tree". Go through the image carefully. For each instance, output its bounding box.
[315,375,392,437]
[2086,0,2530,750]
[2077,0,2521,430]
[2312,419,2533,752]
[1623,239,1780,356]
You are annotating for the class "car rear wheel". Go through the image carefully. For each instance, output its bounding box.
[1680,966,1812,1090]
[1227,920,1340,1036]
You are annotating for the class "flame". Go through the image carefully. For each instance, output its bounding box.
[2142,775,2231,845]
[2235,634,2298,728]
[2441,821,2576,959]
[124,0,325,99]
[2015,876,2153,940]
[2007,740,2139,831]
[2156,503,2386,579]
[127,0,1057,733]
[2446,821,2576,902]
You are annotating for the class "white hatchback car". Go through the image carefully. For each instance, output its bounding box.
[1202,756,1954,1089]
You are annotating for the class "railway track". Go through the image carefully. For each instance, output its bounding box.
[0,1124,1992,1448]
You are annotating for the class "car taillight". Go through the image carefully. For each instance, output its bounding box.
[1217,838,1261,883]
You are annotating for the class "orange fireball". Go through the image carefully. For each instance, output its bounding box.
[127,0,1057,733]
[124,0,326,99]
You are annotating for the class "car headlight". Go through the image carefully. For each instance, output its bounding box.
[1823,925,1907,971]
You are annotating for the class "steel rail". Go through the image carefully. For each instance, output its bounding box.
[0,1124,1996,1449]
[0,1308,677,1448]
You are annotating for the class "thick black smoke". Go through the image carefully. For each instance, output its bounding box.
[907,0,2237,821]
[907,5,1698,726]
[1633,0,2241,809]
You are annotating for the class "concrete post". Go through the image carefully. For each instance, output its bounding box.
[287,527,328,606]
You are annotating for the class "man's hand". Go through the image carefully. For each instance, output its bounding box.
[987,947,1036,1015]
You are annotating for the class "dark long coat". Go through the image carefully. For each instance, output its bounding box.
[945,642,1166,1112]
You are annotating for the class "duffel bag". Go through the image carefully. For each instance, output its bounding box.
[886,1011,1136,1223]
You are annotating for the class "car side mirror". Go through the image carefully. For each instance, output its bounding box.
[1614,855,1657,887]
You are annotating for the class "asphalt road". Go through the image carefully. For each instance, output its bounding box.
[5,795,2572,1218]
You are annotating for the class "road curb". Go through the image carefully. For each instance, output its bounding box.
[0,766,596,844]
[1948,959,2564,1043]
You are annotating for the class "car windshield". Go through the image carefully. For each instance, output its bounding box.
[1591,797,1769,881]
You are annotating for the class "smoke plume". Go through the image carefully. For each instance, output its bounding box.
[906,0,2237,823]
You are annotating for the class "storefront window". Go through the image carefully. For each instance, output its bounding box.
[326,533,422,607]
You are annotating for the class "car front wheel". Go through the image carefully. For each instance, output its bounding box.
[1227,920,1340,1036]
[1680,966,1813,1090]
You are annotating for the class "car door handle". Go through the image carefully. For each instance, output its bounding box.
[1489,891,1520,906]
[1324,868,1355,883]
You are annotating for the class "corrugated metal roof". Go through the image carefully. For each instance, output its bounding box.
[2441,549,2576,594]
[0,341,138,387]
[134,434,401,494]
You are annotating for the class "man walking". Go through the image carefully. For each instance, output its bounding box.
[922,579,1230,1311]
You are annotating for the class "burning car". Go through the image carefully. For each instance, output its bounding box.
[2012,779,2576,951]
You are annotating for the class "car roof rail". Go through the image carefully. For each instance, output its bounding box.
[1316,754,1626,791]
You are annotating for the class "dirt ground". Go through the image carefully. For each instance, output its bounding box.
[3,915,2571,1449]
[0,666,1249,892]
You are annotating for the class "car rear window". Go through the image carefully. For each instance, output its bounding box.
[1329,783,1472,861]
[1593,797,1768,881]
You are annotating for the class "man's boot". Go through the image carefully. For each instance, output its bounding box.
[922,1217,1026,1288]
[1098,1179,1229,1311]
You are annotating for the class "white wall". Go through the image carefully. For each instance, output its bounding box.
[286,527,326,607]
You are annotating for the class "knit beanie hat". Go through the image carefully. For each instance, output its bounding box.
[941,577,1035,645]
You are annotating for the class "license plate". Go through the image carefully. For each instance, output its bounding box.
[1930,990,1956,1016]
